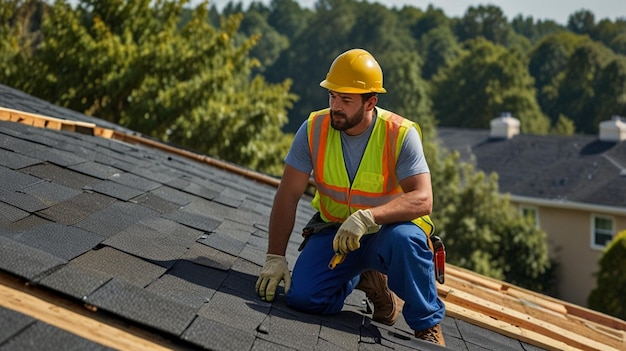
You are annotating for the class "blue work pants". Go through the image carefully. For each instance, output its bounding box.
[286,222,445,331]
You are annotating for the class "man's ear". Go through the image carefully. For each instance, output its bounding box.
[365,95,378,111]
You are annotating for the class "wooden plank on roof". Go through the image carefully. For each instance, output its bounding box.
[565,303,626,332]
[0,107,95,135]
[444,265,625,348]
[444,301,581,351]
[503,286,568,315]
[0,274,182,351]
[446,266,503,291]
[440,287,620,351]
[443,273,568,322]
[95,127,115,138]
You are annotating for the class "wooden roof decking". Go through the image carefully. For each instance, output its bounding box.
[441,266,625,351]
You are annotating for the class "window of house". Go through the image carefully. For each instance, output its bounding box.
[520,206,539,228]
[591,215,614,249]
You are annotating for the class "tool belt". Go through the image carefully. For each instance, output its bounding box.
[299,212,446,284]
[298,212,341,251]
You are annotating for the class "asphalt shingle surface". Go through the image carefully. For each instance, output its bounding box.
[0,83,546,350]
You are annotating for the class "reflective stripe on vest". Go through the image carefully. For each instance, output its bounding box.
[307,107,435,235]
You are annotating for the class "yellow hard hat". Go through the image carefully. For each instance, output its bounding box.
[320,49,386,94]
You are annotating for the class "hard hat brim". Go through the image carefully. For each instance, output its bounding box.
[320,80,386,94]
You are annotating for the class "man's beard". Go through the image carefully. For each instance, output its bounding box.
[330,104,365,131]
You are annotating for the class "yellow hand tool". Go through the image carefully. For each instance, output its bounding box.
[328,252,346,269]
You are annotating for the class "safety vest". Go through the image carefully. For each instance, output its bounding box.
[307,107,435,235]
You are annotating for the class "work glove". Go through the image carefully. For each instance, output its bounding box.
[256,254,291,302]
[333,209,379,254]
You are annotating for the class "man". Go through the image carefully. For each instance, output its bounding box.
[255,48,446,346]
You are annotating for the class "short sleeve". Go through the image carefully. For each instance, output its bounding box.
[396,126,430,181]
[285,120,314,175]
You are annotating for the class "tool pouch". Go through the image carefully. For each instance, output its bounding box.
[430,235,446,284]
[298,213,341,251]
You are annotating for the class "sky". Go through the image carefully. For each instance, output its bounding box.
[203,0,626,25]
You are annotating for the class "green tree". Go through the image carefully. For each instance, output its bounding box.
[554,41,615,133]
[0,0,45,82]
[418,25,462,80]
[432,38,550,134]
[237,6,289,70]
[267,0,360,131]
[511,15,564,44]
[266,0,312,42]
[406,4,448,41]
[0,1,20,77]
[549,114,575,135]
[377,50,436,139]
[592,18,626,55]
[567,9,595,36]
[588,230,626,320]
[455,5,517,47]
[527,32,589,122]
[5,0,296,175]
[347,2,415,53]
[592,58,626,123]
[565,10,626,55]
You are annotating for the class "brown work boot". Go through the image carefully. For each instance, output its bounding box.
[356,270,402,325]
[415,324,446,346]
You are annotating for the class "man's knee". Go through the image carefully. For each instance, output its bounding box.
[286,289,328,314]
[286,284,346,315]
[377,223,432,261]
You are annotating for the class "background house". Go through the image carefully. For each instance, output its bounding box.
[437,113,626,307]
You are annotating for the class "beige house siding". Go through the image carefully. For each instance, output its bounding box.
[511,197,626,306]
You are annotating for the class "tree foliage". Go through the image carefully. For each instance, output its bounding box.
[567,9,596,35]
[0,2,20,75]
[1,0,296,175]
[266,0,312,41]
[527,31,590,122]
[0,0,44,80]
[588,230,626,320]
[567,9,626,55]
[377,50,436,140]
[455,4,530,50]
[417,25,462,80]
[511,15,564,44]
[237,8,289,70]
[554,41,619,133]
[432,38,550,133]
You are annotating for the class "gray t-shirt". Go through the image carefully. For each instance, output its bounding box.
[285,110,429,183]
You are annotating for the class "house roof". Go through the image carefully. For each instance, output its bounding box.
[0,83,624,351]
[437,127,626,209]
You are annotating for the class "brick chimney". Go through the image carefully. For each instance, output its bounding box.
[489,112,520,139]
[599,116,626,142]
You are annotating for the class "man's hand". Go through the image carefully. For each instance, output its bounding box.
[256,254,291,302]
[333,209,379,254]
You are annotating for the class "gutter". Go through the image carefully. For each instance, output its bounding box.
[508,194,626,216]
